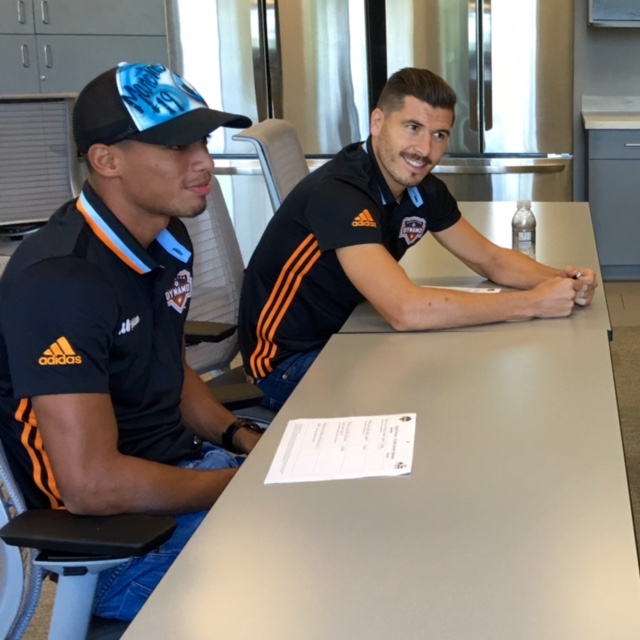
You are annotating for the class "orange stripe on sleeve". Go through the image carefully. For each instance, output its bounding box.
[16,399,63,509]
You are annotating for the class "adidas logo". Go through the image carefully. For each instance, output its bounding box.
[38,337,82,366]
[352,209,377,228]
[118,315,140,335]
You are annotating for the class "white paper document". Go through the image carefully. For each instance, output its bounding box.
[421,285,501,293]
[265,413,416,484]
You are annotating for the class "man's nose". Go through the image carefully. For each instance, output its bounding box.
[195,143,215,171]
[414,134,431,158]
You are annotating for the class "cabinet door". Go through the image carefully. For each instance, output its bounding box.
[35,35,168,94]
[33,0,166,35]
[588,158,640,266]
[0,35,41,94]
[0,0,34,34]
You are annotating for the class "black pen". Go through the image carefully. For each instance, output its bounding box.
[572,271,584,280]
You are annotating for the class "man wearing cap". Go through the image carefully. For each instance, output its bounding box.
[0,62,256,621]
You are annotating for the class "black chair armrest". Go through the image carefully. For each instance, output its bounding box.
[0,510,177,558]
[184,319,237,344]
[207,381,264,411]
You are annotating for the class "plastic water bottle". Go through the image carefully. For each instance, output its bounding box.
[511,199,536,258]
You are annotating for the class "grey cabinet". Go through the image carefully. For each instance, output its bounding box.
[0,0,168,95]
[32,35,169,94]
[587,129,640,275]
[0,35,41,93]
[33,0,166,35]
[0,0,34,34]
[589,0,640,26]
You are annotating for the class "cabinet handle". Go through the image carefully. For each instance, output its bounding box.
[17,0,26,24]
[43,44,53,68]
[624,143,640,147]
[40,0,49,24]
[20,44,30,68]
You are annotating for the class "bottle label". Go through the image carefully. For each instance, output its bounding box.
[517,231,532,242]
[512,228,535,256]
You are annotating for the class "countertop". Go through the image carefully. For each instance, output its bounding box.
[582,96,640,129]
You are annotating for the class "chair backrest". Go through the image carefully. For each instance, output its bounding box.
[183,176,246,376]
[0,97,82,231]
[0,440,43,640]
[232,119,309,211]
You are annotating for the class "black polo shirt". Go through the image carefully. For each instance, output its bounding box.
[238,138,462,379]
[0,182,199,509]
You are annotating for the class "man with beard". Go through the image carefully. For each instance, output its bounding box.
[0,62,263,621]
[238,67,598,411]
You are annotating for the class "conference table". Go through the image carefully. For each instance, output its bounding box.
[341,201,612,336]
[123,202,640,639]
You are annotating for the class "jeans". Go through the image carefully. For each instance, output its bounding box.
[92,444,241,622]
[256,349,321,412]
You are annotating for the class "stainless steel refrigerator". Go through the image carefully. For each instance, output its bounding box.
[166,0,377,157]
[165,0,574,256]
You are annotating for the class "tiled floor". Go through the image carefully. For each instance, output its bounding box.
[604,281,640,327]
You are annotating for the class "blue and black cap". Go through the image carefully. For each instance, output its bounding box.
[73,62,251,154]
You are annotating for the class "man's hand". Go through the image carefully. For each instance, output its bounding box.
[561,266,598,307]
[529,276,577,318]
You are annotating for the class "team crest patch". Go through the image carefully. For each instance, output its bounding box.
[399,216,427,245]
[165,270,192,313]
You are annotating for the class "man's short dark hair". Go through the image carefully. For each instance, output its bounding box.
[377,67,457,115]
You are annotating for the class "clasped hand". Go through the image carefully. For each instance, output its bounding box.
[562,266,598,307]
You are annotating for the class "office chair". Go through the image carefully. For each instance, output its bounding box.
[0,440,176,640]
[232,119,309,211]
[182,176,274,424]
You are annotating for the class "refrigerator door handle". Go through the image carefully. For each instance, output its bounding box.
[482,0,493,131]
[265,0,283,119]
[251,0,270,122]
[468,0,479,132]
[434,158,567,175]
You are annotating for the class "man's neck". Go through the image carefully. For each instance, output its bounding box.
[87,177,168,249]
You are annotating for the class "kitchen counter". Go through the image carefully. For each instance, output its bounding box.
[583,96,640,278]
[582,95,640,129]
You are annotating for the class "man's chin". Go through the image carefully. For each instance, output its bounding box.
[180,201,208,219]
[402,173,427,188]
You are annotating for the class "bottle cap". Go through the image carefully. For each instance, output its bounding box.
[516,199,532,208]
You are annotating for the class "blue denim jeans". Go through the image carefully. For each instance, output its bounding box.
[92,444,242,622]
[256,349,321,412]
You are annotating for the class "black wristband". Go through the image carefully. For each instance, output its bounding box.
[221,419,265,453]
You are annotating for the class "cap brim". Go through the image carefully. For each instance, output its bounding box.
[130,108,252,147]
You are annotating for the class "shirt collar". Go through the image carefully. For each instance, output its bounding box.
[76,182,191,274]
[362,137,424,208]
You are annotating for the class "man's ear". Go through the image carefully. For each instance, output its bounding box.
[370,108,385,136]
[86,144,120,177]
